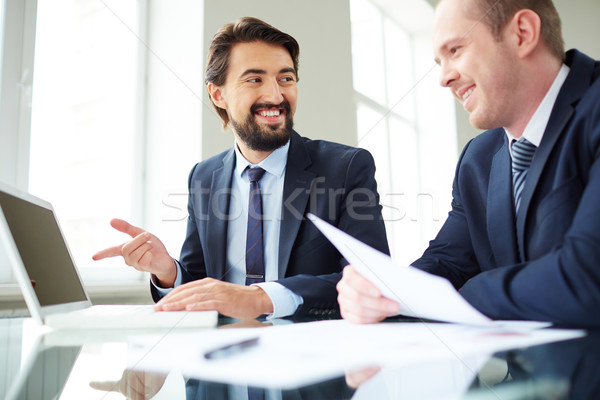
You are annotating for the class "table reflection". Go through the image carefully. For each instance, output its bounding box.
[1,317,599,400]
[349,331,600,400]
[89,370,167,400]
[183,376,354,400]
[4,343,80,400]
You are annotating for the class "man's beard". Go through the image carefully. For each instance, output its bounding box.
[230,101,294,152]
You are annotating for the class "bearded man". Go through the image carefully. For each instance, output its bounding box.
[94,17,389,320]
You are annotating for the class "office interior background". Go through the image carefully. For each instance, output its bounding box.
[1,0,599,307]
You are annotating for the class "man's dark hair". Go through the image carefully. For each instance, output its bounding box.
[205,17,300,128]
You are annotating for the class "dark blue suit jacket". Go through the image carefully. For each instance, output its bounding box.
[412,50,600,327]
[152,131,389,317]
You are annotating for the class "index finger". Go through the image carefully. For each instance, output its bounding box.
[110,218,145,238]
[92,245,124,261]
[89,380,120,393]
[155,280,210,310]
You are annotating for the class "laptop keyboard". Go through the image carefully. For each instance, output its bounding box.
[81,304,156,316]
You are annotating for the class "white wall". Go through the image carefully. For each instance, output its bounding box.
[201,0,357,158]
[556,0,600,59]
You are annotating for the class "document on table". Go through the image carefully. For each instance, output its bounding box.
[128,319,585,389]
[307,214,549,328]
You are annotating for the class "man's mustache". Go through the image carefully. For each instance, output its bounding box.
[250,101,292,115]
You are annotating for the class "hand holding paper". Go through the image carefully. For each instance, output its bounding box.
[337,266,401,324]
[308,213,550,328]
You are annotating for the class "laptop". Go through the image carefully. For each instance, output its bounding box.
[0,182,217,330]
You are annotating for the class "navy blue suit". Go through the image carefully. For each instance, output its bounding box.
[412,50,600,327]
[152,131,389,317]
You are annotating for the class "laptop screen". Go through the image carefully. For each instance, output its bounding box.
[0,190,87,306]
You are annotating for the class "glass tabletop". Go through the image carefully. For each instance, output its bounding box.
[1,316,598,400]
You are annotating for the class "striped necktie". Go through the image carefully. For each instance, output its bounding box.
[245,167,266,286]
[511,138,537,213]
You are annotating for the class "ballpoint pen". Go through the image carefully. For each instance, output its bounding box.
[204,337,260,360]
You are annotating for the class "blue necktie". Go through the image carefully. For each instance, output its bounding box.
[512,138,537,213]
[245,167,266,286]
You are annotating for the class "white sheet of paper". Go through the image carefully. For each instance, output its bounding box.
[128,320,584,389]
[307,213,548,328]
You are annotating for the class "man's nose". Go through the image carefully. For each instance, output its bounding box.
[261,78,284,104]
[439,63,459,88]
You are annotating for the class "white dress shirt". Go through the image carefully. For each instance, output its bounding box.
[505,64,570,153]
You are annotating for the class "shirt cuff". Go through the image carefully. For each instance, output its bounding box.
[150,259,183,296]
[253,281,304,318]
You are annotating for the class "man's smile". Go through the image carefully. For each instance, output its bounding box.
[456,84,476,110]
[251,103,290,124]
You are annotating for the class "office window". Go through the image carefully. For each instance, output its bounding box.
[28,0,145,282]
[0,0,7,285]
[351,0,457,265]
[0,0,37,285]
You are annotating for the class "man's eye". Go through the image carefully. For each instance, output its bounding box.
[449,46,460,55]
[247,78,261,83]
[280,76,295,82]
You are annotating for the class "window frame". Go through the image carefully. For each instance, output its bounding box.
[0,0,37,285]
[0,0,153,298]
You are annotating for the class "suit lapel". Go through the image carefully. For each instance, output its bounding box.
[278,132,316,278]
[516,50,594,257]
[516,99,574,258]
[206,149,235,280]
[487,136,519,266]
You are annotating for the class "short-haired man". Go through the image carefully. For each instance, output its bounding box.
[337,0,600,327]
[94,17,389,319]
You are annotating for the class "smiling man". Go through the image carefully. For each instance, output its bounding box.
[337,0,600,327]
[94,17,389,319]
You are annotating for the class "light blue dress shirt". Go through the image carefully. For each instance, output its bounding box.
[154,140,304,318]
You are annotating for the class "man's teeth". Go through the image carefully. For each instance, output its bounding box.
[259,109,280,117]
[462,88,473,101]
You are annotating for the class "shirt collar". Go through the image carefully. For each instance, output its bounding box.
[234,139,290,179]
[504,63,570,146]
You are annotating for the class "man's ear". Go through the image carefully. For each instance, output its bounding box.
[506,9,542,59]
[207,83,227,110]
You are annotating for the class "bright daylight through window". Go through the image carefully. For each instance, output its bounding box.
[29,0,144,283]
[350,0,457,266]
